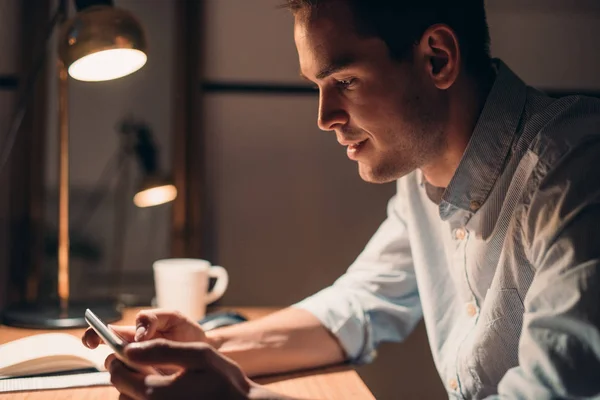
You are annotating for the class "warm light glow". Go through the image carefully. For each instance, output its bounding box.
[134,184,177,208]
[68,48,147,82]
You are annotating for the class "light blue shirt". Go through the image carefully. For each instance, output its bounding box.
[293,60,600,399]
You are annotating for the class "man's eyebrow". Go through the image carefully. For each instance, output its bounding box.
[300,56,357,81]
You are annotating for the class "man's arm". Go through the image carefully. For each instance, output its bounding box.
[206,307,346,378]
[209,185,421,377]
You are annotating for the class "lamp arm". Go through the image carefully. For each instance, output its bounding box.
[71,148,128,234]
[0,4,65,175]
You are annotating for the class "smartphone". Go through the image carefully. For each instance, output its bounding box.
[84,308,164,375]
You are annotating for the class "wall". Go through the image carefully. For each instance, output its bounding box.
[486,0,600,90]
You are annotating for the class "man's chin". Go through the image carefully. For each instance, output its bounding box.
[358,162,411,184]
[358,163,398,184]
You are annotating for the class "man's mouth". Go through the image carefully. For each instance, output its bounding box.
[344,139,368,160]
[347,139,367,153]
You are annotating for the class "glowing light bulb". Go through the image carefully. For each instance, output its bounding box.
[68,49,147,82]
[133,184,177,208]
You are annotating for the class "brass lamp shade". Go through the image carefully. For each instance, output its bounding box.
[133,175,177,208]
[58,5,147,82]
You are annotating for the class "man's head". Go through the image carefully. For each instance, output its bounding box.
[285,0,492,183]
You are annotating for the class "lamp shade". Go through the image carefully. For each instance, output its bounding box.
[58,5,147,82]
[133,175,177,208]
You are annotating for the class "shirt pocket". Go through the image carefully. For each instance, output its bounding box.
[467,288,525,395]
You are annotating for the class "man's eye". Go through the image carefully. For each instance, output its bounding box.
[336,78,356,90]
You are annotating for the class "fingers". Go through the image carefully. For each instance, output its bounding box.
[114,369,253,400]
[134,309,190,341]
[82,325,136,348]
[82,327,101,348]
[82,309,185,349]
[144,372,211,400]
[111,343,253,400]
[144,374,174,388]
[144,371,254,400]
[105,353,117,370]
[125,339,212,369]
[107,355,151,400]
[125,339,249,393]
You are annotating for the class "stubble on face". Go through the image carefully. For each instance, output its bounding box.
[357,64,448,184]
[295,2,448,184]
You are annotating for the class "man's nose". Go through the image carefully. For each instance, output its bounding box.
[317,91,348,131]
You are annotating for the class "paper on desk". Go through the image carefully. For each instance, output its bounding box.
[0,370,110,393]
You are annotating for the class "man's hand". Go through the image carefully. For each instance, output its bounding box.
[106,339,288,400]
[82,309,211,349]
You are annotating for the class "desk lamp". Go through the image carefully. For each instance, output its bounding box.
[2,0,148,328]
[107,118,177,302]
[122,120,178,208]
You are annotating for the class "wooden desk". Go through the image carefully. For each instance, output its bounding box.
[0,307,374,400]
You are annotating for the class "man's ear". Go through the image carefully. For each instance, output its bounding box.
[417,24,461,90]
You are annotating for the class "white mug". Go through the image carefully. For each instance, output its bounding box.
[152,258,229,321]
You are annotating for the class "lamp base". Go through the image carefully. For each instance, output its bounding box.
[2,299,123,329]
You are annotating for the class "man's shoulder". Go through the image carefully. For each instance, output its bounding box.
[516,90,600,219]
[517,92,600,256]
[523,89,600,162]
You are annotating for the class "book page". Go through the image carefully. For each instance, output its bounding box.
[0,333,113,378]
[0,371,111,392]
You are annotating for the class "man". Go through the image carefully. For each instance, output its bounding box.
[84,0,600,398]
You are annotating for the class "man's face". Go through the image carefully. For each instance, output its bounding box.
[295,2,448,183]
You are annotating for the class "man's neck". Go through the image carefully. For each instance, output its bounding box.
[421,68,495,189]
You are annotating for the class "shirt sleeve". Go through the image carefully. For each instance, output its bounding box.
[292,182,422,364]
[490,140,600,398]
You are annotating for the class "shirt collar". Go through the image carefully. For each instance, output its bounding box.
[432,59,528,220]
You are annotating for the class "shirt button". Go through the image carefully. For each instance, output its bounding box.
[466,302,477,317]
[454,228,466,240]
[470,200,481,211]
[448,378,458,391]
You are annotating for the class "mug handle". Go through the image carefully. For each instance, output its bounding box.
[205,266,229,304]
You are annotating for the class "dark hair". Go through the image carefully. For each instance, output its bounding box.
[282,0,492,78]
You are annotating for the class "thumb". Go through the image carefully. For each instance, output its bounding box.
[124,339,212,369]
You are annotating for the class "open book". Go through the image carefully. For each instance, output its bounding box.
[0,333,113,379]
